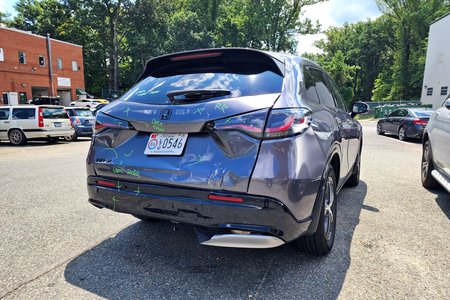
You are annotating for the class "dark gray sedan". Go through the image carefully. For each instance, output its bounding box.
[377,108,434,141]
[86,48,368,256]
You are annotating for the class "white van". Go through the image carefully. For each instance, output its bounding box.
[0,105,74,145]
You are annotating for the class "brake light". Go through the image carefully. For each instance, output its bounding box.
[413,119,428,126]
[170,52,222,61]
[208,194,243,203]
[96,180,116,188]
[94,112,133,134]
[264,108,311,139]
[213,110,267,138]
[38,107,44,127]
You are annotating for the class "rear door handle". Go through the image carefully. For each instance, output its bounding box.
[4,121,10,123]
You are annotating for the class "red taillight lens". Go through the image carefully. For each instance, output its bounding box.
[96,180,116,188]
[94,112,132,134]
[264,108,311,139]
[208,194,243,203]
[213,109,267,139]
[38,107,44,127]
[413,119,428,126]
[75,117,81,125]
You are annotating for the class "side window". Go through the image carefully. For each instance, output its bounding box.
[398,110,408,117]
[12,108,36,120]
[0,108,10,120]
[311,69,336,109]
[326,76,347,111]
[389,110,400,117]
[303,67,320,103]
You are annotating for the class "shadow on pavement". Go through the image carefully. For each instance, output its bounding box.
[64,182,368,299]
[0,139,91,147]
[433,189,450,220]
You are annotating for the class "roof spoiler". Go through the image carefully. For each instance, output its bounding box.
[135,48,285,84]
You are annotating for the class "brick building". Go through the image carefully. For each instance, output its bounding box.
[0,26,85,106]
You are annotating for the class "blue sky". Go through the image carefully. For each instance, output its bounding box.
[0,0,16,16]
[298,0,382,54]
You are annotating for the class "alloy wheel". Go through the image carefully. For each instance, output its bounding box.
[323,176,335,243]
[421,144,429,180]
[10,130,23,145]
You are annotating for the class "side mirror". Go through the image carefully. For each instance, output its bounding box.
[351,102,369,118]
[445,99,450,109]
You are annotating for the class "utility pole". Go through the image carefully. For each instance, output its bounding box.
[46,33,54,96]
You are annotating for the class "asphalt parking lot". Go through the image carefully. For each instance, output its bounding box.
[0,121,449,299]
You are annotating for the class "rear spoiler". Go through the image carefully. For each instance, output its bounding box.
[135,48,285,84]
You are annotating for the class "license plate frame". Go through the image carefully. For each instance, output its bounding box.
[144,133,188,156]
[54,122,62,127]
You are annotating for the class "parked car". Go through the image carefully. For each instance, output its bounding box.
[0,105,74,145]
[64,107,95,141]
[421,98,450,193]
[70,99,101,108]
[29,96,61,106]
[86,48,368,256]
[93,98,110,104]
[376,108,434,141]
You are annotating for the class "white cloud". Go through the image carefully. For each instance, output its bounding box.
[297,0,382,54]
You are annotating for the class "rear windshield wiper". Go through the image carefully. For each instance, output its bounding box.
[167,89,231,103]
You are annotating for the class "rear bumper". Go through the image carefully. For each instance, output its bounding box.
[25,129,75,139]
[407,125,425,138]
[74,125,93,136]
[87,176,318,243]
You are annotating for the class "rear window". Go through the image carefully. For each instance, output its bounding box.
[121,71,283,104]
[72,109,93,117]
[42,108,68,119]
[412,111,432,117]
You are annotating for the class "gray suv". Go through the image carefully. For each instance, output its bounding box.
[86,48,368,256]
[422,97,450,193]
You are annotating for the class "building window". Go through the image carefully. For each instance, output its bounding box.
[18,51,26,64]
[38,55,45,67]
[441,86,448,96]
[56,58,62,69]
[427,87,433,96]
[0,48,4,62]
[72,60,78,72]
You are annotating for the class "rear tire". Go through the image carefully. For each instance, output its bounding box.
[398,126,407,141]
[376,123,384,135]
[296,166,337,256]
[8,129,27,145]
[421,140,439,188]
[47,137,59,144]
[64,133,78,142]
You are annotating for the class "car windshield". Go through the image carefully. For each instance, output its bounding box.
[42,108,68,119]
[121,71,283,105]
[412,111,433,117]
[72,109,93,117]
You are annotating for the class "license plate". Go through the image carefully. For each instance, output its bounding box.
[54,122,62,127]
[144,133,188,155]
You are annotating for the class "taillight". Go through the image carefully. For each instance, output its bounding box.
[94,112,133,134]
[212,108,311,139]
[75,117,81,125]
[208,194,243,203]
[213,110,267,139]
[413,119,428,126]
[264,108,311,139]
[38,107,44,127]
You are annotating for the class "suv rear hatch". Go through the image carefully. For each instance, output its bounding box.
[41,106,72,130]
[90,49,284,193]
